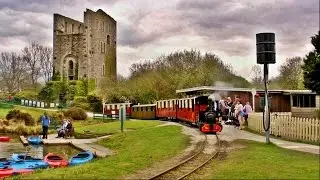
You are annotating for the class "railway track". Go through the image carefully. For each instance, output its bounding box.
[148,134,221,180]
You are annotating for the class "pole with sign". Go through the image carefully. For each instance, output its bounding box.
[256,32,276,144]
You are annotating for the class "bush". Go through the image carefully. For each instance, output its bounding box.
[0,119,9,126]
[87,95,103,113]
[6,109,21,120]
[74,96,88,103]
[17,112,36,126]
[64,107,87,120]
[71,102,91,111]
[6,109,36,126]
[315,109,320,119]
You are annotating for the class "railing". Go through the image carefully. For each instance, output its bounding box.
[248,113,320,143]
[20,99,59,108]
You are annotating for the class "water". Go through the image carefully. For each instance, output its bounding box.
[0,142,81,160]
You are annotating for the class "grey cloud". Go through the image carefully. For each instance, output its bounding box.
[175,0,319,56]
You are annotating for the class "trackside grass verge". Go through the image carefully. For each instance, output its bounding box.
[75,120,163,136]
[15,125,190,179]
[208,140,319,179]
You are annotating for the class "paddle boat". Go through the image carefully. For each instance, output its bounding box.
[11,154,42,162]
[44,153,68,168]
[0,167,33,179]
[27,136,42,145]
[0,136,10,142]
[69,151,94,166]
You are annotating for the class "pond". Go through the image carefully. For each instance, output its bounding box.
[0,142,81,160]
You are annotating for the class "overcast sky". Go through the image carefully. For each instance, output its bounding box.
[0,0,319,80]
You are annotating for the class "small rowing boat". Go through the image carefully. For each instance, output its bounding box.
[0,136,10,142]
[69,151,94,166]
[27,136,42,145]
[44,153,68,168]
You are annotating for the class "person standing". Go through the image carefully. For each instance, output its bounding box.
[243,102,253,127]
[235,100,244,129]
[41,112,50,139]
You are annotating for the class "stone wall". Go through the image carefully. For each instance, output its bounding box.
[53,9,117,89]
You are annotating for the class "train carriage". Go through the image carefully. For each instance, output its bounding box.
[103,102,132,118]
[132,104,156,120]
[156,99,177,119]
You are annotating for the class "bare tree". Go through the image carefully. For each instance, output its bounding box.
[21,42,42,87]
[40,47,53,83]
[250,65,263,85]
[0,52,28,94]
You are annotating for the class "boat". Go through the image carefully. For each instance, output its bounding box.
[9,161,48,170]
[11,154,42,162]
[69,151,94,166]
[27,136,42,145]
[0,167,33,179]
[44,153,68,168]
[0,167,13,178]
[0,136,10,142]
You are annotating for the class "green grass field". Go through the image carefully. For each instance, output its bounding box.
[75,120,163,135]
[17,124,190,179]
[0,102,47,119]
[208,140,320,179]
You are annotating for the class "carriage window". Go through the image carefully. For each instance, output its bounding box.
[187,99,189,109]
[172,100,175,110]
[164,101,166,108]
[151,106,154,111]
[192,99,194,111]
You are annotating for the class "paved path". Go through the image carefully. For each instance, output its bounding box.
[218,125,320,155]
[20,134,113,157]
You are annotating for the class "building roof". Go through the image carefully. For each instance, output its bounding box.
[176,86,317,95]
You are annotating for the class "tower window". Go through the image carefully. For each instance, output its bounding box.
[78,24,81,33]
[102,21,105,32]
[101,42,103,53]
[102,64,105,75]
[72,24,74,33]
[65,22,68,33]
[104,43,106,53]
[107,35,110,45]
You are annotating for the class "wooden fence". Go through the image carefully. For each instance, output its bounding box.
[248,113,320,143]
[20,99,59,108]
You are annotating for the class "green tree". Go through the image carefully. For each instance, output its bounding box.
[278,57,305,90]
[302,31,320,94]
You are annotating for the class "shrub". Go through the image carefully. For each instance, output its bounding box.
[6,110,36,126]
[64,107,87,120]
[75,103,91,111]
[17,112,36,126]
[315,109,320,119]
[74,96,88,103]
[0,119,9,126]
[6,109,21,120]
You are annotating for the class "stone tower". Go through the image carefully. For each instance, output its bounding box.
[53,8,117,88]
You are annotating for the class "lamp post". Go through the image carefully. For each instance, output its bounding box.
[256,32,276,144]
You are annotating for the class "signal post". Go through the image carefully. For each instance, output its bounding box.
[256,32,276,144]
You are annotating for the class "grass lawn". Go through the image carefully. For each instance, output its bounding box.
[208,140,319,179]
[17,124,190,179]
[0,102,47,119]
[75,120,163,135]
